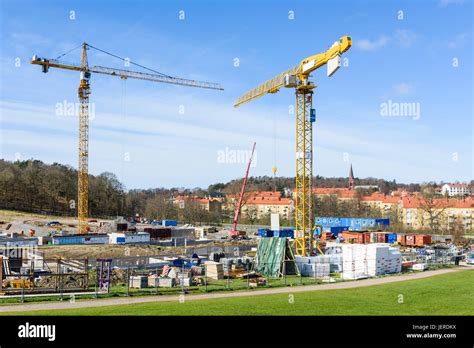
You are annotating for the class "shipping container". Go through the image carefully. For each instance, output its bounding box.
[258,228,271,237]
[405,235,415,246]
[162,220,178,227]
[329,226,349,237]
[363,232,371,244]
[320,232,333,241]
[377,232,388,243]
[116,223,128,232]
[387,233,397,244]
[342,231,364,244]
[415,234,432,246]
[397,234,406,245]
[148,228,172,240]
[315,217,390,230]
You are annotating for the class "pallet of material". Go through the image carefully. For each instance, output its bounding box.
[129,276,148,289]
[158,277,176,288]
[204,261,224,280]
[412,263,428,271]
[249,278,267,287]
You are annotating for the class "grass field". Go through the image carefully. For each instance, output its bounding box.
[3,269,473,316]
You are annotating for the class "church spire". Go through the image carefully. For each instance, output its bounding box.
[348,164,355,190]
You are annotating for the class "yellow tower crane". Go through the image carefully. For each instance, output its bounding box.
[234,36,352,256]
[31,43,223,233]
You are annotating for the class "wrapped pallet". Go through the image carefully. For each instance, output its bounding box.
[204,261,224,280]
[129,276,148,289]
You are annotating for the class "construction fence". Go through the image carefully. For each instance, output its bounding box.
[0,248,463,303]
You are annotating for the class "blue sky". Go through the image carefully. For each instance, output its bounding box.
[0,0,472,189]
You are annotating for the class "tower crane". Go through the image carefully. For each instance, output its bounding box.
[31,43,223,233]
[234,36,351,256]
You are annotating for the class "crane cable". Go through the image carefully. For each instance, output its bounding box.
[272,113,277,192]
[86,44,173,78]
[54,43,173,78]
[55,43,84,60]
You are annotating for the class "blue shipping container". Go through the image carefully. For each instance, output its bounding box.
[162,220,177,226]
[279,229,294,238]
[387,233,397,244]
[258,228,270,237]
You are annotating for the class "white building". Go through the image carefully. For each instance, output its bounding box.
[441,184,472,197]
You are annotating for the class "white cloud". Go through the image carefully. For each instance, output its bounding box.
[393,83,415,95]
[355,30,418,52]
[438,0,465,7]
[354,36,389,51]
[447,32,470,48]
[394,30,418,48]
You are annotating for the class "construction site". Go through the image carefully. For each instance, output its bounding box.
[1,36,472,306]
[1,0,473,346]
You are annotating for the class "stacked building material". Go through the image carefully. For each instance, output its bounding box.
[204,261,224,280]
[177,272,193,286]
[219,256,253,273]
[341,244,401,279]
[412,263,428,271]
[341,244,367,280]
[158,277,176,288]
[295,255,342,276]
[129,276,148,288]
[365,244,402,276]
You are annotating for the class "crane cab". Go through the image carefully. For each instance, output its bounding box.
[339,36,352,53]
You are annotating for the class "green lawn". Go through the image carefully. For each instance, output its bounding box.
[3,270,473,316]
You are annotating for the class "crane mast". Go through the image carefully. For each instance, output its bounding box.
[78,43,90,233]
[32,43,223,234]
[234,36,352,256]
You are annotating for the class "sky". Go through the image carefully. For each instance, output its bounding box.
[0,0,472,190]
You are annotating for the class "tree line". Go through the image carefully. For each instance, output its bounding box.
[1,159,471,233]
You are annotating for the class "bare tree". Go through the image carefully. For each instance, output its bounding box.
[418,187,449,233]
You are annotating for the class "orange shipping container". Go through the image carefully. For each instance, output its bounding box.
[342,232,364,244]
[415,234,432,246]
[320,232,333,241]
[405,235,415,246]
[363,232,371,244]
[397,234,406,245]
